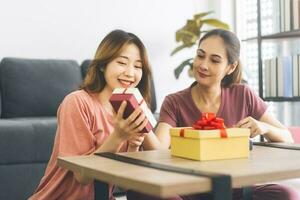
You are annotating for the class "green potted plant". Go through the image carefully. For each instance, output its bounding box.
[171,11,229,79]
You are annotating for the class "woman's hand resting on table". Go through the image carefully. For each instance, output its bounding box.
[235,116,269,138]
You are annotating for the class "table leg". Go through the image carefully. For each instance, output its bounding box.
[211,176,232,200]
[242,186,253,200]
[94,180,109,200]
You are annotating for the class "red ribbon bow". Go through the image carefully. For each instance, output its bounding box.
[192,113,227,138]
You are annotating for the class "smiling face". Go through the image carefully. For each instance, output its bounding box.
[103,43,143,92]
[193,36,235,87]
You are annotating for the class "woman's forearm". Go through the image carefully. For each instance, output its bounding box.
[143,131,168,150]
[94,131,124,153]
[264,124,294,143]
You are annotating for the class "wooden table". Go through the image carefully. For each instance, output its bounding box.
[58,145,300,199]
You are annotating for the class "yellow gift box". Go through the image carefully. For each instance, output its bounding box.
[170,127,250,161]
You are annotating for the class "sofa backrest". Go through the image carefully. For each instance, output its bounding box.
[0,57,82,118]
[0,92,2,117]
[80,59,157,113]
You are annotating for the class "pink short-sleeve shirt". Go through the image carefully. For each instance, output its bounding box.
[29,90,126,200]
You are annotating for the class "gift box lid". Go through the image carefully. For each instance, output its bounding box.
[110,88,157,128]
[170,127,250,139]
[112,88,144,102]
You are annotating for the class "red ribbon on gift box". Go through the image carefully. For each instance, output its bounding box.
[192,113,228,138]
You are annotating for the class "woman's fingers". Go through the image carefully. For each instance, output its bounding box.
[236,117,250,127]
[236,118,255,137]
[115,103,149,139]
[126,107,148,132]
[239,120,252,129]
[130,137,144,145]
[250,127,260,138]
[139,133,147,137]
[127,107,143,122]
[132,118,148,133]
[237,118,261,137]
[116,101,127,119]
[129,113,146,129]
[128,134,146,149]
[235,117,267,138]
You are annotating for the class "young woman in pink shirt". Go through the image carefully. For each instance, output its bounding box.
[29,29,160,200]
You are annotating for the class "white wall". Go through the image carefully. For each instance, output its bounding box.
[0,0,234,111]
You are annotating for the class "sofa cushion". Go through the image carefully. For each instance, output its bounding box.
[0,118,56,164]
[0,58,82,118]
[0,163,47,200]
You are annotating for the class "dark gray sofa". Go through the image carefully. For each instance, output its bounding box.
[0,57,156,200]
[0,58,82,200]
